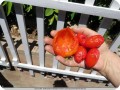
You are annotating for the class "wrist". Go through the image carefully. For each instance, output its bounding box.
[99,50,120,87]
[98,50,112,77]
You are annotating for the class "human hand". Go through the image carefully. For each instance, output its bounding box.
[44,27,110,72]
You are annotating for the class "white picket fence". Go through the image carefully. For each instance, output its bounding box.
[0,0,120,83]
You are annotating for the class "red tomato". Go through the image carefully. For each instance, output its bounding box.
[85,48,100,69]
[74,46,87,63]
[52,27,79,57]
[77,33,87,46]
[85,35,104,48]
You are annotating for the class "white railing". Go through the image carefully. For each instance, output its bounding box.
[0,0,120,83]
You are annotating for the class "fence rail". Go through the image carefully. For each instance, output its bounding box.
[0,0,120,83]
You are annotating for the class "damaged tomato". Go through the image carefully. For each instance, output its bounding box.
[74,46,87,63]
[52,27,79,57]
[77,33,87,46]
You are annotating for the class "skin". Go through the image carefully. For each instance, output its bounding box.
[44,27,120,87]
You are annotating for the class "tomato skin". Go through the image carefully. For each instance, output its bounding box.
[85,48,100,69]
[74,46,87,63]
[53,27,102,69]
[85,35,104,48]
[52,27,79,57]
[77,33,87,46]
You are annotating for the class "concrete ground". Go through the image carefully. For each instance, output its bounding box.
[0,51,114,88]
[0,68,114,88]
[0,69,111,88]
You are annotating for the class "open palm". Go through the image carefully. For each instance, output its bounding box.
[44,27,110,71]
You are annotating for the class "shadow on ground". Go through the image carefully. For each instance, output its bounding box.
[53,79,67,87]
[0,66,13,87]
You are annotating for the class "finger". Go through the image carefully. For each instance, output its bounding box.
[56,56,83,67]
[45,45,55,55]
[73,27,99,37]
[44,36,53,45]
[56,56,75,66]
[50,30,58,37]
[56,55,86,68]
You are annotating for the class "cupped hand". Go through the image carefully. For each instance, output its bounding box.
[44,27,110,71]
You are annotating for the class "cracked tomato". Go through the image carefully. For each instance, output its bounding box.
[74,46,87,64]
[52,27,79,57]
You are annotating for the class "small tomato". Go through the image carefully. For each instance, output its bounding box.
[85,48,100,69]
[77,33,87,46]
[74,46,87,63]
[85,35,104,48]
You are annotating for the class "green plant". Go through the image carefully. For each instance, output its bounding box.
[23,5,33,13]
[45,8,58,25]
[2,1,13,16]
[70,12,76,20]
[2,1,33,16]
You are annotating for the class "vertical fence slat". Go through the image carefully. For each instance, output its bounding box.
[110,0,120,9]
[91,70,97,75]
[97,18,113,35]
[52,57,58,69]
[0,5,19,65]
[78,0,95,73]
[97,0,120,35]
[36,7,44,67]
[52,10,66,70]
[65,66,71,71]
[84,0,95,5]
[56,10,66,29]
[110,33,120,52]
[78,68,84,73]
[0,41,9,67]
[78,0,95,27]
[78,14,89,27]
[14,3,34,76]
[107,0,120,52]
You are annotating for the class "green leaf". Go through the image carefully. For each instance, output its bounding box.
[54,9,59,13]
[2,1,7,6]
[98,16,102,20]
[49,16,54,25]
[45,8,54,16]
[54,14,58,21]
[71,12,75,20]
[26,5,32,12]
[7,2,13,16]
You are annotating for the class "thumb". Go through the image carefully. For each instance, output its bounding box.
[71,26,98,37]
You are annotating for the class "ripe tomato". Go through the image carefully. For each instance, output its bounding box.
[85,48,100,69]
[77,33,87,46]
[52,27,79,57]
[85,35,104,48]
[74,46,87,63]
